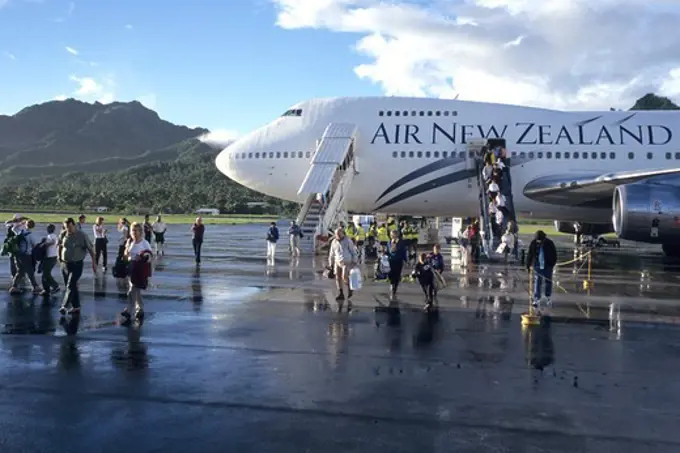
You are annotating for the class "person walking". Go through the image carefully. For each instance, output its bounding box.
[3,214,24,279]
[288,221,302,257]
[121,222,153,322]
[93,216,108,271]
[191,217,205,264]
[328,227,357,301]
[152,215,167,256]
[266,222,279,259]
[117,218,130,259]
[143,215,153,243]
[385,229,408,300]
[57,218,96,315]
[8,219,40,295]
[40,224,60,297]
[526,230,557,308]
[77,214,86,231]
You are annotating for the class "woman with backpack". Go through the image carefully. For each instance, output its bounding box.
[121,222,152,323]
[93,216,108,272]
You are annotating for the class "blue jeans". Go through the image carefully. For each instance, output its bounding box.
[533,266,553,300]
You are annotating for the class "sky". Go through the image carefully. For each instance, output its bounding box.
[2,0,680,141]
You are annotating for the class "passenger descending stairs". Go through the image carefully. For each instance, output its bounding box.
[468,139,519,259]
[296,123,358,254]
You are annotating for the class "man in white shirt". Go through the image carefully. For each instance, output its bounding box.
[328,227,357,301]
[9,220,40,295]
[41,224,60,296]
[152,215,167,256]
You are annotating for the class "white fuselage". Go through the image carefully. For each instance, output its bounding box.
[216,97,679,224]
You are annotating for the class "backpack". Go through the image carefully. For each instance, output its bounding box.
[33,240,47,263]
[1,231,26,256]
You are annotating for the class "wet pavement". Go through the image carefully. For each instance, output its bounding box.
[1,224,680,452]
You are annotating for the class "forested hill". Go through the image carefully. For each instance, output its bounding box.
[0,139,298,215]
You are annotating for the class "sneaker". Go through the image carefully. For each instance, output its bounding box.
[335,292,345,301]
[58,306,67,315]
[347,290,353,299]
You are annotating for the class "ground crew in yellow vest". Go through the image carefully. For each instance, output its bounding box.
[356,223,366,247]
[345,222,357,242]
[377,223,389,247]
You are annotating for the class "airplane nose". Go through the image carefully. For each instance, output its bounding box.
[215,143,237,180]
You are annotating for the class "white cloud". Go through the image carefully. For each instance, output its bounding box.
[198,129,240,148]
[65,46,78,56]
[271,0,680,110]
[3,51,15,60]
[53,94,68,101]
[136,93,157,110]
[68,75,116,103]
[125,24,133,30]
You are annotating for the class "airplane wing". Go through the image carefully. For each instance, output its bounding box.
[523,168,680,207]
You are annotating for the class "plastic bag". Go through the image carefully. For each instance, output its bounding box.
[349,267,362,290]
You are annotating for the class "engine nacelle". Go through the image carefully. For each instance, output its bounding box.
[613,183,680,243]
[553,221,613,236]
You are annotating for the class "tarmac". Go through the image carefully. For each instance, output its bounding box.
[1,223,680,452]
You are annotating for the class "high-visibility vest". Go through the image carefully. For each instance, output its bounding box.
[356,226,366,241]
[377,227,389,242]
[345,226,356,239]
[367,226,376,238]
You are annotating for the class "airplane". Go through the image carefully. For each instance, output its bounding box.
[215,97,680,257]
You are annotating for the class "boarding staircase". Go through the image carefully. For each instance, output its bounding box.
[468,138,519,259]
[296,123,358,254]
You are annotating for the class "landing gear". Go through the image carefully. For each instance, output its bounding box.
[662,243,680,258]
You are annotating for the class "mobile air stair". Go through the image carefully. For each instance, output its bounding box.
[468,138,519,259]
[296,123,358,254]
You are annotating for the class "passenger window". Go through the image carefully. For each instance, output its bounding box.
[427,111,433,116]
[583,153,588,159]
[459,151,465,158]
[574,152,579,159]
[609,152,615,159]
[556,152,561,159]
[411,111,417,116]
[520,152,526,158]
[591,152,597,159]
[666,152,672,160]
[283,152,288,158]
[443,111,449,116]
[442,151,448,158]
[511,152,517,158]
[676,152,680,159]
[600,152,606,159]
[409,151,414,158]
[269,152,274,158]
[305,152,311,158]
[452,111,458,116]
[234,153,239,159]
[255,152,260,158]
[435,111,441,116]
[647,152,653,159]
[628,152,634,160]
[401,151,406,158]
[546,152,552,159]
[378,111,384,116]
[392,151,398,158]
[276,152,281,158]
[248,153,253,159]
[434,151,439,158]
[425,151,431,158]
[386,111,392,116]
[469,151,474,158]
[417,151,423,158]
[262,153,267,159]
[394,111,400,116]
[298,151,303,158]
[403,111,408,116]
[565,152,570,159]
[419,111,425,116]
[528,152,535,159]
[538,152,543,159]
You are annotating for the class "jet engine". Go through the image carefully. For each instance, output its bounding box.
[613,183,680,243]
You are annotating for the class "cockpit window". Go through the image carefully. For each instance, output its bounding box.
[281,109,302,117]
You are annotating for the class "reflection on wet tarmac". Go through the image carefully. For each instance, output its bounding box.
[0,225,679,450]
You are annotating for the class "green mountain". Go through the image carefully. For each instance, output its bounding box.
[630,93,680,110]
[0,98,208,179]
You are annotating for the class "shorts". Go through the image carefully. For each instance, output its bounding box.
[154,232,165,244]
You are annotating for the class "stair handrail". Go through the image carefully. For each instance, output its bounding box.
[296,195,315,226]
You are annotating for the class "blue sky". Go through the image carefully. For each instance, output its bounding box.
[0,0,380,133]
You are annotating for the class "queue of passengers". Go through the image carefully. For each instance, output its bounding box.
[3,213,169,323]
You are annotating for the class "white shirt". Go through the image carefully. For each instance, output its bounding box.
[496,194,506,208]
[126,239,152,259]
[93,224,107,239]
[45,233,58,258]
[488,182,500,193]
[488,202,498,214]
[328,236,357,266]
[152,222,166,234]
[118,225,129,246]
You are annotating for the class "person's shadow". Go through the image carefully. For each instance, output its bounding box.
[191,267,203,311]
